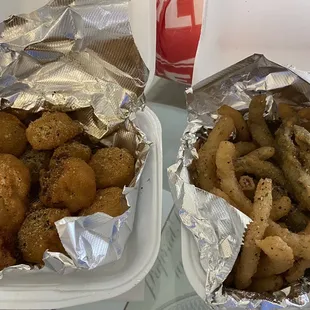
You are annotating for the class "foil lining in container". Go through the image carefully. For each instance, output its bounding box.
[168,54,310,309]
[0,0,150,275]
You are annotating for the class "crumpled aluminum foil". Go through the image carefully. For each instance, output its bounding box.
[168,54,310,309]
[0,0,150,275]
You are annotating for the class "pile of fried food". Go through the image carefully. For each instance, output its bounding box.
[0,110,135,269]
[194,94,310,293]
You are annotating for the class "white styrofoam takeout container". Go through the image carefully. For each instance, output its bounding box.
[0,0,161,308]
[184,0,310,301]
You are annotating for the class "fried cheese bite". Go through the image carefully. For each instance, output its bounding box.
[50,141,91,168]
[40,157,96,213]
[26,112,82,150]
[89,147,135,189]
[0,112,27,157]
[0,154,30,199]
[18,209,70,264]
[80,187,128,217]
[21,149,52,183]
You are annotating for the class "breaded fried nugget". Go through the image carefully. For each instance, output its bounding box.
[0,112,27,156]
[26,112,82,150]
[89,147,135,189]
[0,154,30,199]
[0,195,25,233]
[40,158,96,213]
[18,209,70,264]
[80,187,128,217]
[21,149,52,183]
[50,141,91,168]
[0,236,16,269]
[27,199,46,215]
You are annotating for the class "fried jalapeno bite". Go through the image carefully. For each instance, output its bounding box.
[89,147,135,189]
[18,209,70,264]
[80,187,128,217]
[26,112,82,150]
[0,112,27,157]
[40,158,96,213]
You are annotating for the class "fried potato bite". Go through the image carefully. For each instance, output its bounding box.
[196,116,235,191]
[50,141,91,168]
[18,209,70,264]
[235,152,285,187]
[275,119,310,210]
[249,275,283,293]
[218,105,250,141]
[235,178,273,290]
[286,259,310,283]
[270,196,292,221]
[26,112,82,150]
[40,158,96,213]
[266,220,310,259]
[210,187,237,208]
[21,149,52,183]
[0,154,30,199]
[80,187,128,217]
[89,147,135,189]
[248,95,274,147]
[0,112,27,157]
[0,195,25,234]
[216,141,252,217]
[255,236,294,278]
[235,142,257,157]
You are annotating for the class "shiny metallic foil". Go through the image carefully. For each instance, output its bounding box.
[0,0,150,275]
[168,54,310,309]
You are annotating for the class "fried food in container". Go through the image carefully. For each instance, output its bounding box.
[80,187,128,217]
[18,209,70,264]
[196,116,235,192]
[215,141,252,217]
[0,112,27,157]
[50,141,91,167]
[40,157,96,213]
[21,149,52,183]
[0,154,30,200]
[234,178,273,289]
[89,147,135,189]
[26,112,82,150]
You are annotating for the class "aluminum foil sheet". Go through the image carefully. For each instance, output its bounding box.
[168,54,310,309]
[0,0,151,275]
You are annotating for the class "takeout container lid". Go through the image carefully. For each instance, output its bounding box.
[0,0,161,308]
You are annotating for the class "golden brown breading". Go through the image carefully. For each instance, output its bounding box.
[89,147,135,189]
[18,208,70,264]
[26,112,82,150]
[80,187,128,217]
[21,149,52,183]
[0,112,27,156]
[0,154,30,199]
[0,236,16,270]
[0,195,25,233]
[50,141,91,168]
[40,158,96,213]
[27,199,46,215]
